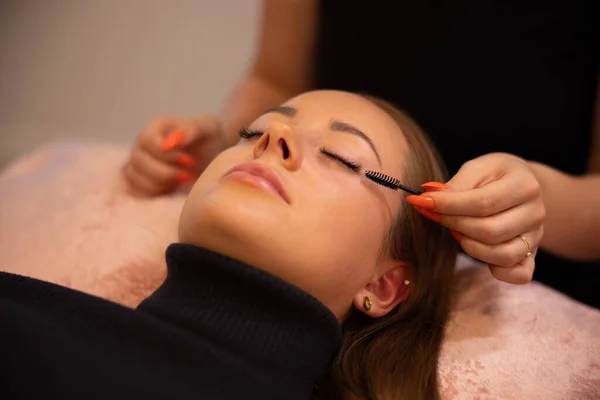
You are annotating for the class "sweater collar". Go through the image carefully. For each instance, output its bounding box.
[138,243,342,396]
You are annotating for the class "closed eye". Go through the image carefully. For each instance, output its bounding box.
[320,148,362,172]
[239,127,264,139]
[239,127,362,173]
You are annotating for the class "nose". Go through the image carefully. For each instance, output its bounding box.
[253,122,301,171]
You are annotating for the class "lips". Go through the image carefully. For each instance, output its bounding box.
[223,161,290,203]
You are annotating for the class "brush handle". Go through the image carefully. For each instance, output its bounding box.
[396,185,422,196]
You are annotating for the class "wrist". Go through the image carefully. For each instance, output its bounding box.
[526,161,600,259]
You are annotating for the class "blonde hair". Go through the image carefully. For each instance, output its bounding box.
[316,95,458,400]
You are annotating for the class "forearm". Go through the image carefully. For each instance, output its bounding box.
[528,161,600,260]
[217,0,318,148]
[219,72,302,148]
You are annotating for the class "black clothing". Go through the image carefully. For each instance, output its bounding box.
[0,244,342,399]
[315,0,600,307]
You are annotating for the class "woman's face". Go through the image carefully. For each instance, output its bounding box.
[180,90,410,317]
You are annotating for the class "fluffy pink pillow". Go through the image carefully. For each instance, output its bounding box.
[0,143,180,306]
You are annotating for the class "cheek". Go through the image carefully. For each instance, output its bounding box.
[196,148,249,184]
[186,146,256,203]
[286,175,395,309]
[178,149,250,234]
[318,174,390,226]
[303,175,392,264]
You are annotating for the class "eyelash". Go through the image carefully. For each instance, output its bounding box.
[239,127,264,139]
[319,148,362,172]
[238,127,362,173]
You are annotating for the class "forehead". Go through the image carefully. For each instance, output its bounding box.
[283,90,409,171]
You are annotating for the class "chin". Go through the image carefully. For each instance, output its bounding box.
[178,183,288,266]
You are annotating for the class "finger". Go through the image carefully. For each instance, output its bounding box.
[488,248,537,285]
[123,163,172,197]
[138,129,181,160]
[444,158,491,192]
[458,228,543,268]
[136,135,198,169]
[158,130,187,152]
[129,148,188,185]
[428,171,541,217]
[153,116,219,153]
[444,154,525,191]
[136,117,177,156]
[124,163,163,197]
[442,197,545,244]
[179,115,220,147]
[137,118,201,158]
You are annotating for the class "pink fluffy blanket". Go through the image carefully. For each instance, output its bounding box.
[1,143,599,399]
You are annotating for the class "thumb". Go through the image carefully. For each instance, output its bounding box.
[445,158,495,192]
[179,115,221,148]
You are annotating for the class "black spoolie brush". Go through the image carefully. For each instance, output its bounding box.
[364,170,422,195]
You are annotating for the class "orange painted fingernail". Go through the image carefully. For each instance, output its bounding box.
[176,153,197,168]
[450,229,462,242]
[160,131,186,152]
[421,181,451,192]
[406,195,436,210]
[174,171,196,184]
[414,206,442,223]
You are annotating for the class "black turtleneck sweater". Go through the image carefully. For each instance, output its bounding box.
[0,244,342,399]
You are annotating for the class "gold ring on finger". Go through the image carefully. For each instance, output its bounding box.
[517,235,532,258]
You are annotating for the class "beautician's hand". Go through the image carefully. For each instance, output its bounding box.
[406,153,546,284]
[124,115,225,196]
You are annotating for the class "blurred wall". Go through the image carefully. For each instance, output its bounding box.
[0,0,261,166]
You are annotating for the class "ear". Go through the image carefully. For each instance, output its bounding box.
[353,261,413,318]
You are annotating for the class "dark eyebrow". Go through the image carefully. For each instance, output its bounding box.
[265,106,381,164]
[330,120,382,164]
[266,105,297,117]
